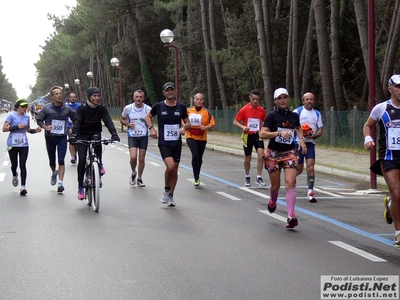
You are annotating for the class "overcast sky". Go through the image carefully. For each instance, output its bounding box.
[0,0,77,99]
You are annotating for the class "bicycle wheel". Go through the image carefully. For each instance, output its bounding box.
[86,164,92,206]
[91,161,101,212]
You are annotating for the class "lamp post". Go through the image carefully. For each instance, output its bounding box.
[160,29,179,102]
[110,57,124,131]
[74,78,84,102]
[368,0,376,189]
[64,83,70,102]
[87,71,95,86]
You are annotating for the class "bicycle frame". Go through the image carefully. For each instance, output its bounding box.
[76,139,112,212]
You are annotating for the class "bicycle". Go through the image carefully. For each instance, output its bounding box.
[76,138,113,212]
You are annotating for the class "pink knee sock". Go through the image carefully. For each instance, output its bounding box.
[286,188,296,217]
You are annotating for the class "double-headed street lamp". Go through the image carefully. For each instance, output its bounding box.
[110,57,124,131]
[160,29,179,101]
[87,71,95,86]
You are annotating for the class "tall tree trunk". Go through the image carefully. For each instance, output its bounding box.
[127,0,157,104]
[253,0,274,110]
[300,2,315,94]
[200,0,215,109]
[353,0,385,104]
[313,0,336,111]
[285,4,293,94]
[209,0,227,110]
[331,0,345,110]
[381,0,400,94]
[291,0,300,104]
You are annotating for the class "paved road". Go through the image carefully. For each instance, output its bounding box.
[0,113,399,300]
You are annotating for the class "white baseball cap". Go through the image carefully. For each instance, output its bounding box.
[388,74,400,87]
[273,88,289,99]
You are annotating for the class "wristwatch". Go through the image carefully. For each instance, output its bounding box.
[148,125,154,130]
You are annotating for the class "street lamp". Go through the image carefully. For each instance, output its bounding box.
[74,78,84,102]
[64,84,70,102]
[87,71,95,86]
[160,29,179,102]
[110,57,124,131]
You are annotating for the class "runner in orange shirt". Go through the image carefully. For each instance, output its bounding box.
[186,93,215,187]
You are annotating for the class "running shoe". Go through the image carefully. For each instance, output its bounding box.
[71,155,76,164]
[307,191,317,203]
[12,173,18,187]
[129,171,137,186]
[255,177,266,186]
[137,178,146,187]
[100,164,106,176]
[20,188,27,196]
[50,170,58,186]
[394,233,400,248]
[57,183,64,193]
[77,186,85,200]
[286,216,298,229]
[160,190,170,204]
[245,177,251,187]
[168,193,176,207]
[267,201,276,213]
[383,197,393,225]
[193,179,200,187]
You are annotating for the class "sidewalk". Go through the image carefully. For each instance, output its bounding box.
[200,131,386,188]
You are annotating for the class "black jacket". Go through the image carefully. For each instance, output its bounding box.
[72,102,117,137]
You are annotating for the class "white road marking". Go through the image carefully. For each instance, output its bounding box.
[216,192,241,201]
[314,187,345,198]
[259,210,287,222]
[149,162,161,167]
[238,187,269,199]
[0,173,5,181]
[329,241,386,262]
[3,161,9,166]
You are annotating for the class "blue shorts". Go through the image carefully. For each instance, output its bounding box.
[298,142,315,165]
[128,136,149,150]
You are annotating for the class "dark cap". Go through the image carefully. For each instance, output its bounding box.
[388,75,400,87]
[87,86,100,98]
[163,82,175,91]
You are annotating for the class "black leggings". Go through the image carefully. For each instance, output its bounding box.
[8,146,29,186]
[77,133,102,186]
[186,138,207,180]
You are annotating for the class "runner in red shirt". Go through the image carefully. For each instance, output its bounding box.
[233,90,267,187]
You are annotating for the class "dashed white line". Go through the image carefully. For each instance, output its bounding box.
[259,210,287,222]
[3,161,8,167]
[329,241,386,262]
[314,187,345,198]
[216,192,241,201]
[238,187,269,199]
[149,162,161,167]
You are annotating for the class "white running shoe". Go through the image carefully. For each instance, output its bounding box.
[160,190,170,204]
[129,171,137,186]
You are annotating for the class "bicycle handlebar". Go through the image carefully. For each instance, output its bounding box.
[75,139,114,145]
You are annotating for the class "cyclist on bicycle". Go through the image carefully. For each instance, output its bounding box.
[69,87,120,200]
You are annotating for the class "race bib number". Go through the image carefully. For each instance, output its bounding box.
[164,124,180,141]
[128,120,147,137]
[11,133,27,147]
[388,128,400,150]
[190,113,202,127]
[247,118,260,131]
[274,127,294,144]
[50,119,66,135]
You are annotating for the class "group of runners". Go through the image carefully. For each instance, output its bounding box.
[3,76,400,247]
